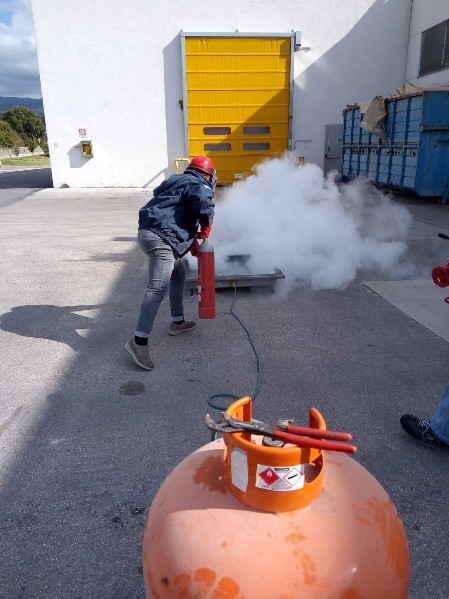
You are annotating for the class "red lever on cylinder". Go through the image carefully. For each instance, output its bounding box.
[432,264,449,288]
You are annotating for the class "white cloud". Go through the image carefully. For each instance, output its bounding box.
[212,156,413,297]
[0,0,41,97]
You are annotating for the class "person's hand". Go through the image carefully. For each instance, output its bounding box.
[190,239,200,257]
[197,224,212,239]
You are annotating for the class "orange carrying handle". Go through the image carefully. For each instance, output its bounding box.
[222,397,327,513]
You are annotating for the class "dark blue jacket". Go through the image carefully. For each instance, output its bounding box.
[138,169,215,256]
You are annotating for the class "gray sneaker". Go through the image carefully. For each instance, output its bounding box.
[125,338,154,370]
[168,320,196,336]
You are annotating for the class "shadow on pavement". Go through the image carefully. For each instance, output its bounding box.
[0,304,104,351]
[0,167,53,189]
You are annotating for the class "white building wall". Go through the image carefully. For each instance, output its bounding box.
[31,0,412,188]
[406,0,449,87]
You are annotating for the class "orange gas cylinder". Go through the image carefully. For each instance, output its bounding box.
[142,397,409,599]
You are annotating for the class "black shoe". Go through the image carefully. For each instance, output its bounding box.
[400,414,449,452]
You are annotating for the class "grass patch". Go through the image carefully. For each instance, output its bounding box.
[1,155,50,167]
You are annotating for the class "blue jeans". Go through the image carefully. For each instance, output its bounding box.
[134,230,186,338]
[430,384,449,444]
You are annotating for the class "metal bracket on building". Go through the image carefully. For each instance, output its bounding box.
[175,158,190,173]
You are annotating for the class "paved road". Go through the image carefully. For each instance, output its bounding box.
[0,167,53,208]
[0,180,448,598]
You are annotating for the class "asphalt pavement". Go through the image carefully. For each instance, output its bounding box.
[0,166,53,208]
[0,168,448,599]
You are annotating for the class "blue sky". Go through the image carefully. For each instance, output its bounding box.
[0,0,41,98]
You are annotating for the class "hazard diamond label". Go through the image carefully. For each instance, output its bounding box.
[283,468,302,486]
[258,467,280,486]
[256,464,305,491]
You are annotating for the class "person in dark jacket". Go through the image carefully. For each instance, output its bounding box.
[125,156,216,370]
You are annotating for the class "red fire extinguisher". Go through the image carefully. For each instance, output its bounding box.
[197,239,215,319]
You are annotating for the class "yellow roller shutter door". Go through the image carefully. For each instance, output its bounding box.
[185,37,291,184]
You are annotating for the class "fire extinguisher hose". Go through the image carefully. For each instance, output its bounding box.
[206,283,262,412]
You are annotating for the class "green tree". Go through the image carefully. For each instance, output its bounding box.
[27,138,38,153]
[1,106,45,153]
[40,133,49,157]
[0,120,23,148]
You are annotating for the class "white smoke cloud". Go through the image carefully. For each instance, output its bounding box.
[208,155,413,294]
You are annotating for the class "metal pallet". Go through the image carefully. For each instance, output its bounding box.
[185,255,285,291]
[186,268,285,290]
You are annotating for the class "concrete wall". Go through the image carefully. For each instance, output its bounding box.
[406,0,449,87]
[31,0,412,188]
[0,147,44,158]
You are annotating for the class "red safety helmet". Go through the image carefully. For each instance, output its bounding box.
[187,155,216,179]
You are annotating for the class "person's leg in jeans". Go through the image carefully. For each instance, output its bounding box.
[169,258,186,322]
[167,257,197,335]
[135,231,176,338]
[430,384,449,444]
[125,231,175,370]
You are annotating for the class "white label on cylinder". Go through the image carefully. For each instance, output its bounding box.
[256,464,305,491]
[231,447,248,492]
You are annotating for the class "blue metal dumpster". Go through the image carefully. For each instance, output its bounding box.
[341,91,449,201]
